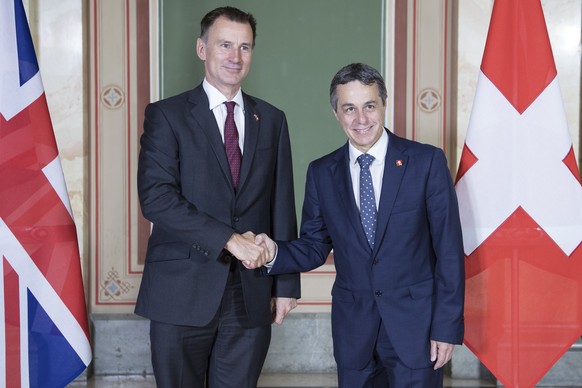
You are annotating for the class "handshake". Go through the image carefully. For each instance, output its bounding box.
[225,232,277,269]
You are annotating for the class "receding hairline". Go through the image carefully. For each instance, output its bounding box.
[200,6,257,45]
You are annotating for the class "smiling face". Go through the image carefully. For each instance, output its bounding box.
[196,16,253,99]
[333,81,386,153]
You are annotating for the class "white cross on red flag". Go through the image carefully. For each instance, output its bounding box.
[0,1,92,386]
[455,0,582,386]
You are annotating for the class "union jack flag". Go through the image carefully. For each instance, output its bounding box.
[0,1,92,387]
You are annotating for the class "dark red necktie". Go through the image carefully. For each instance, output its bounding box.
[224,101,242,190]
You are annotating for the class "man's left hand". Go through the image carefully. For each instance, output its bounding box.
[271,297,297,324]
[430,340,454,370]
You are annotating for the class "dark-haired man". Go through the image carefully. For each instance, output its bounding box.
[259,63,465,387]
[135,6,300,387]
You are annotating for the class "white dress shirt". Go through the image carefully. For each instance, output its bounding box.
[203,79,245,154]
[348,129,389,210]
[265,129,389,270]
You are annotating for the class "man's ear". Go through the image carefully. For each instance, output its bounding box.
[196,38,206,61]
[332,108,339,122]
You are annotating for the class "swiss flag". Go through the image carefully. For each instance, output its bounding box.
[0,1,92,386]
[455,0,582,386]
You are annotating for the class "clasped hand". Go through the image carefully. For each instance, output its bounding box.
[225,232,276,269]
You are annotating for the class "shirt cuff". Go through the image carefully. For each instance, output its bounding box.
[263,242,279,273]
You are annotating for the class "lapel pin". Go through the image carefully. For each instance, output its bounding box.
[253,114,259,121]
[395,160,403,167]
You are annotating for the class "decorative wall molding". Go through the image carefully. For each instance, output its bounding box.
[393,0,456,166]
[413,0,453,151]
[89,0,150,311]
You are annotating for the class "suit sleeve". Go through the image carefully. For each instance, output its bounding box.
[426,148,465,344]
[270,163,334,275]
[137,102,234,260]
[269,114,301,298]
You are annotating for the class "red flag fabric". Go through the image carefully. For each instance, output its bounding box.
[455,1,582,386]
[0,1,92,387]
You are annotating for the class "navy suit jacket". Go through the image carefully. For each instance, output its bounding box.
[269,129,464,369]
[135,84,300,328]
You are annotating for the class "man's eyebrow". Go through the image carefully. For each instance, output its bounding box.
[217,39,253,49]
[340,101,377,108]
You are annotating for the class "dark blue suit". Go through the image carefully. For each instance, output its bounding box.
[269,129,464,385]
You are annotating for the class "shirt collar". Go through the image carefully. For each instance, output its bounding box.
[203,79,244,110]
[349,129,389,166]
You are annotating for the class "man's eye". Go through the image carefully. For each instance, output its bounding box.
[241,45,251,52]
[365,105,376,111]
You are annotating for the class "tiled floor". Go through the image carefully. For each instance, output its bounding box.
[68,373,496,387]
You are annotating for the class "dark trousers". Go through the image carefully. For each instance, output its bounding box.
[150,269,271,388]
[337,320,443,388]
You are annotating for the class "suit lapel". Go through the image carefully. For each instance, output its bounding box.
[331,144,372,251]
[187,87,233,191]
[238,94,259,193]
[373,131,407,255]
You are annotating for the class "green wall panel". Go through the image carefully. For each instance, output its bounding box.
[160,0,384,218]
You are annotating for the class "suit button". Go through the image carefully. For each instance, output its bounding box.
[233,217,240,222]
[373,259,378,265]
[375,290,382,297]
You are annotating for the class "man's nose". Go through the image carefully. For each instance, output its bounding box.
[355,111,368,124]
[230,47,241,62]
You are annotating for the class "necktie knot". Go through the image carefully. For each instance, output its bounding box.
[224,100,236,114]
[357,153,375,170]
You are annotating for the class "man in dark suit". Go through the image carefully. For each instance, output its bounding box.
[258,63,465,387]
[135,6,300,388]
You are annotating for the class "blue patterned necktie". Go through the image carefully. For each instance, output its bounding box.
[357,154,377,248]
